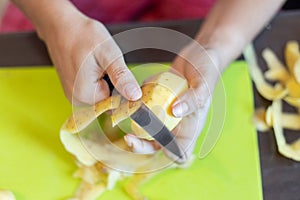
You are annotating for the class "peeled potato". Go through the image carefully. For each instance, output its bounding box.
[112,72,188,139]
[131,72,188,139]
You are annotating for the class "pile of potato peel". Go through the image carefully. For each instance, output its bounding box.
[244,41,300,161]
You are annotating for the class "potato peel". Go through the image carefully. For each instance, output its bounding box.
[293,57,300,84]
[272,101,288,149]
[285,78,300,98]
[263,48,287,70]
[246,41,300,162]
[264,67,290,83]
[281,113,300,130]
[261,105,300,130]
[262,48,290,83]
[285,40,300,74]
[265,106,273,127]
[254,97,300,162]
[111,100,142,127]
[284,96,300,108]
[252,107,270,132]
[272,100,300,161]
[62,95,121,134]
[60,129,98,166]
[244,44,288,101]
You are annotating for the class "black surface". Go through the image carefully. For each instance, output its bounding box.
[0,10,300,200]
[282,0,300,10]
[253,10,300,200]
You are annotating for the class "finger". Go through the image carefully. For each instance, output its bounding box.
[165,99,211,163]
[72,55,110,105]
[124,134,160,154]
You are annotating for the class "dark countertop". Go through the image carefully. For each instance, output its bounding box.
[252,11,300,200]
[0,10,300,200]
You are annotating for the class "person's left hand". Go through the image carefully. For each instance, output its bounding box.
[124,42,223,163]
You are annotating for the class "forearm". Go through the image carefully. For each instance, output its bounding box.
[11,0,82,40]
[197,0,286,70]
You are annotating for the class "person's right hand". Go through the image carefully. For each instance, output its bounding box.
[40,9,142,105]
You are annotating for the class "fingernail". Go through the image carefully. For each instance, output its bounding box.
[124,83,142,100]
[172,101,189,117]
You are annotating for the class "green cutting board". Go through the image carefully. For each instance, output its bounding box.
[0,61,262,200]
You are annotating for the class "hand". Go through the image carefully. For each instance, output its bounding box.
[124,42,223,163]
[42,12,142,105]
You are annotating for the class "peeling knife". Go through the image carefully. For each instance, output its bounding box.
[130,103,183,159]
[103,74,183,159]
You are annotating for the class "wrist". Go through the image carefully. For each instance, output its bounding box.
[195,25,247,72]
[33,1,84,42]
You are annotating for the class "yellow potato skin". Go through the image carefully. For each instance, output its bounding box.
[285,41,300,74]
[286,78,300,98]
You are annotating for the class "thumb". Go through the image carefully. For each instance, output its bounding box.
[106,58,142,101]
[164,99,211,163]
[172,83,211,117]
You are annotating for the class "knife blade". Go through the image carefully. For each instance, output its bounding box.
[130,103,183,159]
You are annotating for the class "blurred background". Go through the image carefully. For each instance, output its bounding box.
[0,0,7,18]
[0,0,299,34]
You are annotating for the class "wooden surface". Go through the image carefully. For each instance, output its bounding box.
[0,10,299,200]
[0,19,202,66]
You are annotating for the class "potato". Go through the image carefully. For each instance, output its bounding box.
[112,72,188,139]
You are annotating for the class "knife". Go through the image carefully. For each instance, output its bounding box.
[130,103,183,159]
[103,74,184,159]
